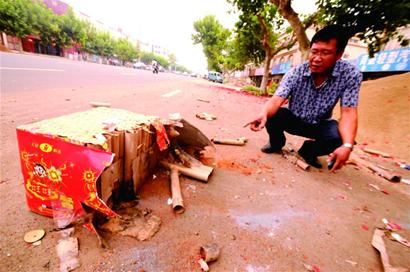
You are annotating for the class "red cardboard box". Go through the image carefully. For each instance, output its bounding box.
[16,107,168,226]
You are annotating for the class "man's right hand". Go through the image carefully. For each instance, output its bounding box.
[244,114,267,131]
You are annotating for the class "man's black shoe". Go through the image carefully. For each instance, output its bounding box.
[261,143,282,154]
[298,150,323,169]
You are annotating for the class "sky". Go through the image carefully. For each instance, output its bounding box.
[63,0,316,72]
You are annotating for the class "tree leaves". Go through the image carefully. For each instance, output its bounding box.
[316,0,410,56]
[192,15,231,72]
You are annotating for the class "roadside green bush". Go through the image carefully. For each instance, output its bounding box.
[242,82,278,96]
[267,82,278,96]
[242,85,263,96]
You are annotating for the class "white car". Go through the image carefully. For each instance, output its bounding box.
[133,62,147,69]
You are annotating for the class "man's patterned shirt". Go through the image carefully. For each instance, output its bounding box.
[275,59,362,124]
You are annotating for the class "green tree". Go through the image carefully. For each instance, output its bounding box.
[0,0,36,38]
[0,0,87,50]
[113,38,137,63]
[168,53,177,71]
[192,15,231,72]
[269,0,313,60]
[56,9,86,48]
[140,51,170,69]
[93,31,114,57]
[229,0,295,92]
[316,0,410,56]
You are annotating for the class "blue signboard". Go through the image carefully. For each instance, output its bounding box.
[355,47,410,72]
[271,61,291,75]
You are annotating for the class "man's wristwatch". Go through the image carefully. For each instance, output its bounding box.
[342,143,354,150]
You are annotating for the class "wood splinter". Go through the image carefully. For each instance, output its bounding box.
[350,153,401,182]
[170,167,185,214]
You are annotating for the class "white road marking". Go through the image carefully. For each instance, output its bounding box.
[0,67,64,72]
[162,89,182,98]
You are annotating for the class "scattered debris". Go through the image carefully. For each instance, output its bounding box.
[401,179,410,185]
[200,243,220,263]
[216,159,255,175]
[32,240,42,246]
[362,147,391,158]
[197,98,210,103]
[197,243,220,271]
[345,259,358,266]
[397,163,410,170]
[167,198,173,205]
[196,112,217,121]
[89,101,111,108]
[391,233,410,248]
[211,137,248,146]
[168,112,182,121]
[161,160,213,183]
[100,207,161,241]
[361,223,369,231]
[24,229,46,243]
[368,183,380,191]
[343,181,352,190]
[198,258,209,271]
[281,146,311,171]
[56,227,80,272]
[371,229,408,272]
[350,153,401,182]
[169,168,185,214]
[303,263,320,272]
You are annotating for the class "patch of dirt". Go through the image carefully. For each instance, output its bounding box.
[334,72,410,161]
[0,44,11,52]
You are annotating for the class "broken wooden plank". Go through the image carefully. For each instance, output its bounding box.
[350,153,401,182]
[363,147,391,158]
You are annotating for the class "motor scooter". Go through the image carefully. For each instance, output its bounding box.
[152,64,159,74]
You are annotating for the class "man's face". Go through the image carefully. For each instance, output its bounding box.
[309,39,342,74]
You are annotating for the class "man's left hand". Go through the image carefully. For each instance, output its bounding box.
[327,146,352,172]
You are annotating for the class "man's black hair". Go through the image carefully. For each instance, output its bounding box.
[310,25,349,53]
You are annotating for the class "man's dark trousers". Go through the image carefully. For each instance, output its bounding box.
[265,108,343,157]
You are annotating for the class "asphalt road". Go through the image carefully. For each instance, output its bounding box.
[1,52,191,94]
[1,52,409,272]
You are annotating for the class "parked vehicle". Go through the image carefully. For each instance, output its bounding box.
[208,71,223,83]
[133,61,147,69]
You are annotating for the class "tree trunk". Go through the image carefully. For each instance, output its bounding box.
[260,51,273,94]
[271,0,310,61]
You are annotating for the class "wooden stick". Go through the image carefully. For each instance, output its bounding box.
[170,168,185,214]
[212,137,247,146]
[363,147,391,158]
[350,153,401,182]
[161,161,213,183]
[89,101,111,108]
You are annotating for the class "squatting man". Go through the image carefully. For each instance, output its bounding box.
[245,25,363,171]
